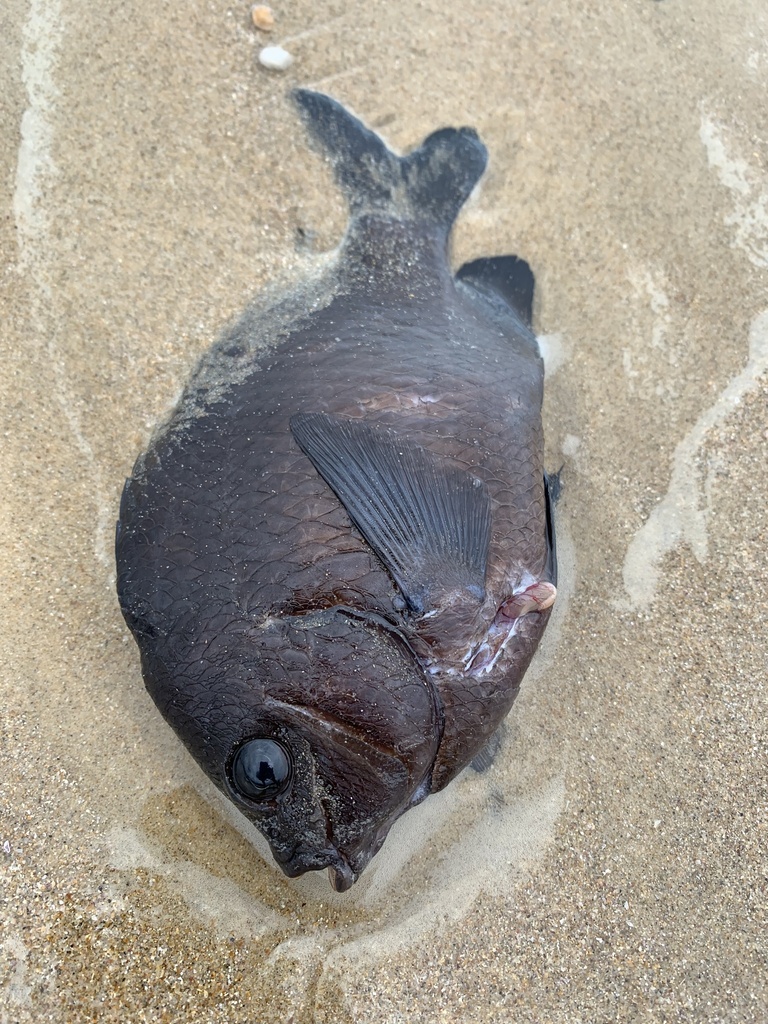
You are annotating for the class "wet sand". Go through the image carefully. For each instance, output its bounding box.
[1,0,766,1021]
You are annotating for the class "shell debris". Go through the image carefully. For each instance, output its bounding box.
[258,45,293,71]
[251,5,275,31]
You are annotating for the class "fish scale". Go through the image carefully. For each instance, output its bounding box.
[116,90,557,891]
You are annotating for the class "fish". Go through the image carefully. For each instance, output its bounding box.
[115,90,558,892]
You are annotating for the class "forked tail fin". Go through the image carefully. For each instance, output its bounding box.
[292,90,488,231]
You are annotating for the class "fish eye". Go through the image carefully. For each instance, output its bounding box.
[231,738,292,800]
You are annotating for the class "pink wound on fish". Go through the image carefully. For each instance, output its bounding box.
[498,581,557,620]
[466,582,557,676]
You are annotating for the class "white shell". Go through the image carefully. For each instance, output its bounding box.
[258,45,294,71]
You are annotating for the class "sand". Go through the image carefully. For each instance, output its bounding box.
[1,0,766,1021]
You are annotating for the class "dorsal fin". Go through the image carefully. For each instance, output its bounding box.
[292,90,488,232]
[290,413,491,616]
[455,255,535,327]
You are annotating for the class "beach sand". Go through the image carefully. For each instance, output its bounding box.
[1,0,766,1020]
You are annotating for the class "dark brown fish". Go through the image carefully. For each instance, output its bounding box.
[116,90,557,892]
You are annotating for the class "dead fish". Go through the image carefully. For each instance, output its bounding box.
[116,90,558,892]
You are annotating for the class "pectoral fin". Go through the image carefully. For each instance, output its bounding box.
[290,413,492,615]
[470,726,505,773]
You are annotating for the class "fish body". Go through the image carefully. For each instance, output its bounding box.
[116,91,557,891]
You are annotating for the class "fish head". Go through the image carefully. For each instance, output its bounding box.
[146,607,439,891]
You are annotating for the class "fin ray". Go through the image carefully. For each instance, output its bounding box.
[470,726,505,773]
[290,413,491,614]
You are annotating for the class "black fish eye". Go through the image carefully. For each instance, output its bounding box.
[231,739,292,800]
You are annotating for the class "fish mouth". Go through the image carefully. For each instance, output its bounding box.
[277,828,390,891]
[276,848,359,891]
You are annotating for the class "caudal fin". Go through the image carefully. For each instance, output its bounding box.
[292,90,488,231]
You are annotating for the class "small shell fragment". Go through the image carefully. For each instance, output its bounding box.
[258,45,293,71]
[251,5,275,31]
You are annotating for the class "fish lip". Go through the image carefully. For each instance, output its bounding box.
[275,833,387,890]
[327,858,357,893]
[323,820,393,890]
[275,846,335,877]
